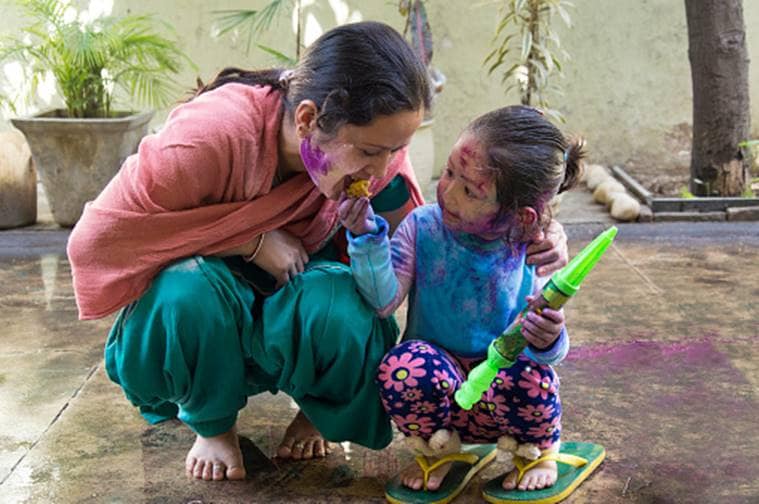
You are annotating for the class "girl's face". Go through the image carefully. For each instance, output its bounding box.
[300,109,423,200]
[436,132,512,240]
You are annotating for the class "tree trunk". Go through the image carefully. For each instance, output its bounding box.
[684,0,750,196]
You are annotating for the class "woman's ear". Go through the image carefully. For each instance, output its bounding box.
[294,100,318,139]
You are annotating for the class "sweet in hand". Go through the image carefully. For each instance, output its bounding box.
[338,194,377,236]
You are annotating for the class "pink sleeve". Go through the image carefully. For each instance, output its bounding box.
[377,214,417,318]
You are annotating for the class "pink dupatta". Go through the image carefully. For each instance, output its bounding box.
[67,84,424,320]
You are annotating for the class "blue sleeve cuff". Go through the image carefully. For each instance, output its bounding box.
[346,215,389,252]
[524,326,569,365]
[345,215,398,311]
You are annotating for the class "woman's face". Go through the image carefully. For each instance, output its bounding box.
[300,108,423,200]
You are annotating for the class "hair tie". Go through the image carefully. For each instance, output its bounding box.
[563,148,570,164]
[279,69,295,87]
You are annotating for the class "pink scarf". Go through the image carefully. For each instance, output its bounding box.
[67,84,424,320]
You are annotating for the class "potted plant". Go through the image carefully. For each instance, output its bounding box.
[0,0,194,226]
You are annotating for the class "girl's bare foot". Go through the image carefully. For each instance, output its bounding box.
[399,457,453,491]
[185,427,246,481]
[276,410,332,460]
[501,459,557,491]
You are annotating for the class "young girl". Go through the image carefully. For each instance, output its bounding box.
[338,105,582,496]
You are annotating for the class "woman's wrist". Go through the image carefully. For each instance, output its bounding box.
[243,233,266,263]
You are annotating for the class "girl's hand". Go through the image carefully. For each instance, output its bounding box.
[252,229,309,288]
[526,219,569,276]
[338,195,377,236]
[520,294,565,349]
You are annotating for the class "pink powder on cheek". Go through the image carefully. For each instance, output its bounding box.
[299,136,331,180]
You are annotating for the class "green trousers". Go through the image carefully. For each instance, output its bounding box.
[104,256,398,449]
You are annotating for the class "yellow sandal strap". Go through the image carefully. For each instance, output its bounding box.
[513,453,588,483]
[415,452,481,491]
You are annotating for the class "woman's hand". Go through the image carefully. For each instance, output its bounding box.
[526,219,569,276]
[520,295,565,349]
[252,229,309,288]
[338,195,377,236]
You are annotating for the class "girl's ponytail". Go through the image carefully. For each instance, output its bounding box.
[558,137,586,194]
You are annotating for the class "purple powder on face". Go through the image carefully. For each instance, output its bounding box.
[299,136,331,182]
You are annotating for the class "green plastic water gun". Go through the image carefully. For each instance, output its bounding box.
[454,226,618,410]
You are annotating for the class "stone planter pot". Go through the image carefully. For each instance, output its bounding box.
[0,129,36,229]
[11,110,154,227]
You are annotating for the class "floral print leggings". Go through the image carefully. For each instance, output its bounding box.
[376,340,561,449]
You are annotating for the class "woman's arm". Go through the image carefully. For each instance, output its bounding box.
[527,219,569,276]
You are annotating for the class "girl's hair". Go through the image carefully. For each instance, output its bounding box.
[194,21,431,136]
[469,105,584,234]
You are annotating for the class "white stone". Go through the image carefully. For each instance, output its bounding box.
[585,164,610,190]
[609,192,641,221]
[593,179,626,205]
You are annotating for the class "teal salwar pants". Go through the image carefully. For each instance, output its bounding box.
[104,256,399,449]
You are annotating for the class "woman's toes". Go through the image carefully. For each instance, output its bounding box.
[314,440,326,457]
[192,460,204,479]
[227,463,246,480]
[185,457,197,478]
[302,440,315,459]
[212,463,226,481]
[202,461,214,481]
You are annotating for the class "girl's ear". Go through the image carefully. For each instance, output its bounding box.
[517,207,540,240]
[294,100,318,139]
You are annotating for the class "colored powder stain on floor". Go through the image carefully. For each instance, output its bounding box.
[559,336,759,502]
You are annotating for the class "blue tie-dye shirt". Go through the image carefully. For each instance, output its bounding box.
[347,204,568,362]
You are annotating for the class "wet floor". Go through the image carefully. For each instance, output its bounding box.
[1,222,758,503]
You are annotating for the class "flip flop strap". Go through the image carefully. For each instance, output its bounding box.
[513,452,588,483]
[415,452,480,491]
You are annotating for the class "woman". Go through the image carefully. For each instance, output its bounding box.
[67,21,569,482]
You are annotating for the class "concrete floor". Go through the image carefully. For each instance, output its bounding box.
[1,188,759,503]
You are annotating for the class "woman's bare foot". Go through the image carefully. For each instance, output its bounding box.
[185,427,246,481]
[399,457,453,491]
[501,459,557,491]
[276,410,332,460]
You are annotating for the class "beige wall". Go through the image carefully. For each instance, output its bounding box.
[2,0,758,177]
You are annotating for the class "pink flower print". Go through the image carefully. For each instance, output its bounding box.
[451,408,469,429]
[432,369,454,393]
[408,341,436,355]
[401,388,423,402]
[517,404,556,423]
[479,389,510,417]
[378,352,427,392]
[380,396,392,412]
[527,417,561,438]
[505,424,524,437]
[411,401,437,415]
[393,413,435,436]
[518,368,557,400]
[493,371,514,391]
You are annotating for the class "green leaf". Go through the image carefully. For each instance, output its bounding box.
[520,29,532,62]
[256,44,296,66]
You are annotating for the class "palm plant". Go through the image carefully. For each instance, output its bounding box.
[0,0,193,118]
[211,0,300,66]
[484,0,574,121]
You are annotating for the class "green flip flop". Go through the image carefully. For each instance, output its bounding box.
[385,444,497,504]
[481,441,605,504]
